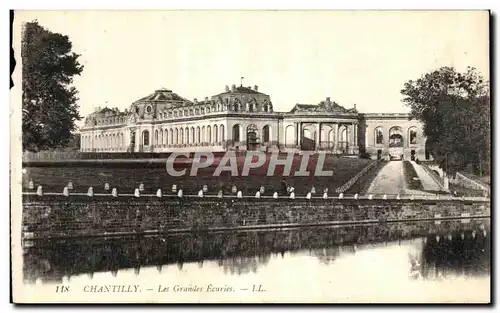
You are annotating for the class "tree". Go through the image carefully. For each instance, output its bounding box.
[401,66,490,177]
[22,20,83,152]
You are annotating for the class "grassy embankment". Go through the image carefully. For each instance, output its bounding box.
[23,154,375,196]
[345,161,387,194]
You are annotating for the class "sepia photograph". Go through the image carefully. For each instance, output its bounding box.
[10,9,491,303]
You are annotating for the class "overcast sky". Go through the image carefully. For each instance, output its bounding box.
[14,10,489,125]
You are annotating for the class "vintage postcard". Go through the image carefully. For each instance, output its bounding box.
[10,10,491,303]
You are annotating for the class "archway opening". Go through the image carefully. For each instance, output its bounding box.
[246,124,259,151]
[142,130,150,146]
[338,125,349,153]
[389,127,404,147]
[232,125,240,142]
[301,125,316,151]
[263,125,270,143]
[388,126,404,160]
[130,131,136,152]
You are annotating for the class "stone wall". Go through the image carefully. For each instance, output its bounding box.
[22,195,490,240]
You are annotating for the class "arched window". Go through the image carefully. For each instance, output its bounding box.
[180,128,184,144]
[191,127,195,143]
[207,125,212,142]
[155,130,158,145]
[220,124,225,142]
[375,127,384,145]
[233,124,240,142]
[185,127,190,144]
[214,125,218,142]
[263,125,270,143]
[408,127,417,145]
[263,100,270,113]
[196,127,201,143]
[160,129,163,145]
[202,126,206,142]
[142,130,150,146]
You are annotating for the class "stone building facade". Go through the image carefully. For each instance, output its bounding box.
[80,84,429,160]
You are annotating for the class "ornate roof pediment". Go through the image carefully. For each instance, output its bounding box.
[290,100,356,114]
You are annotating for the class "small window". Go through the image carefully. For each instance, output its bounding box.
[146,105,152,114]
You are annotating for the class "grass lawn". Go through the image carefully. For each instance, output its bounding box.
[22,154,375,196]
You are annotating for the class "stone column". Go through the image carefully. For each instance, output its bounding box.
[333,123,338,154]
[353,123,359,154]
[292,122,299,147]
[316,122,321,151]
[354,124,358,146]
[385,128,390,149]
[298,122,303,150]
[135,130,140,152]
[365,125,369,148]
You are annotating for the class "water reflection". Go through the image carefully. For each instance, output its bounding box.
[23,219,490,284]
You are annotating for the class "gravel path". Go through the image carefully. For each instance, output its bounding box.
[367,161,439,196]
[366,161,406,195]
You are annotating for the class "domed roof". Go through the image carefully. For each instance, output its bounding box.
[134,88,191,103]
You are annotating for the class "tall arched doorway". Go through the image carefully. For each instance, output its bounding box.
[388,126,404,160]
[246,124,259,151]
[232,124,241,143]
[338,125,349,153]
[129,130,136,152]
[301,124,316,151]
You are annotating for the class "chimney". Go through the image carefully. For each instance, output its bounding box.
[225,85,230,92]
[231,84,236,92]
[354,103,357,110]
[205,97,209,102]
[326,97,331,104]
[254,85,258,91]
[194,98,197,103]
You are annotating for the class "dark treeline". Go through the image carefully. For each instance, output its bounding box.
[401,67,490,177]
